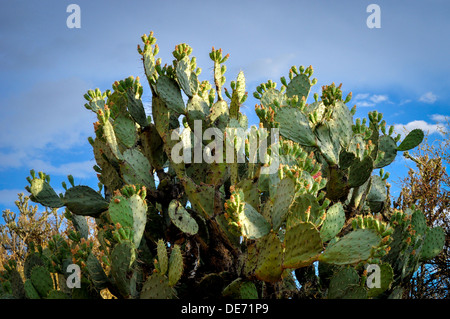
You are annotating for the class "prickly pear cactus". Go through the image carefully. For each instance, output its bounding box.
[2,31,443,300]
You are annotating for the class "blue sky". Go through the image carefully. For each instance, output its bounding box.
[0,0,449,215]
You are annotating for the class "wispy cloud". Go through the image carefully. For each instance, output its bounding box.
[430,114,449,123]
[399,99,412,106]
[354,93,389,107]
[26,159,96,179]
[419,92,437,104]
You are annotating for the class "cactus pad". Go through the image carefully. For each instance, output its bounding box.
[168,244,184,287]
[254,233,284,282]
[30,266,53,298]
[367,263,394,298]
[320,202,345,242]
[275,107,317,147]
[63,185,109,217]
[283,222,323,269]
[319,229,381,265]
[397,129,424,151]
[168,200,199,235]
[140,273,175,299]
[421,227,445,260]
[28,178,64,208]
[156,75,185,114]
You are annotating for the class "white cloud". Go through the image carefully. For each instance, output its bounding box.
[370,95,389,103]
[430,114,449,123]
[354,93,369,100]
[354,93,389,107]
[394,120,444,138]
[399,99,412,106]
[419,92,437,104]
[26,159,97,179]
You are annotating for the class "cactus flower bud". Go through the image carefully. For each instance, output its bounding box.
[344,92,352,104]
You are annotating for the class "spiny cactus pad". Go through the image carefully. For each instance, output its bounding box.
[319,229,381,265]
[30,266,53,298]
[275,107,316,147]
[140,273,175,299]
[421,227,445,260]
[168,199,199,235]
[28,177,64,208]
[168,245,184,287]
[254,233,284,282]
[320,202,345,242]
[64,185,109,217]
[283,222,323,269]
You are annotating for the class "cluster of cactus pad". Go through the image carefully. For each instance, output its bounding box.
[0,31,445,299]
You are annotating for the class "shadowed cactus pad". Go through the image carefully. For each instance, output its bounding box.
[168,199,199,235]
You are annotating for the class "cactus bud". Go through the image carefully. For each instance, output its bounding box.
[389,125,395,136]
[344,92,352,104]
